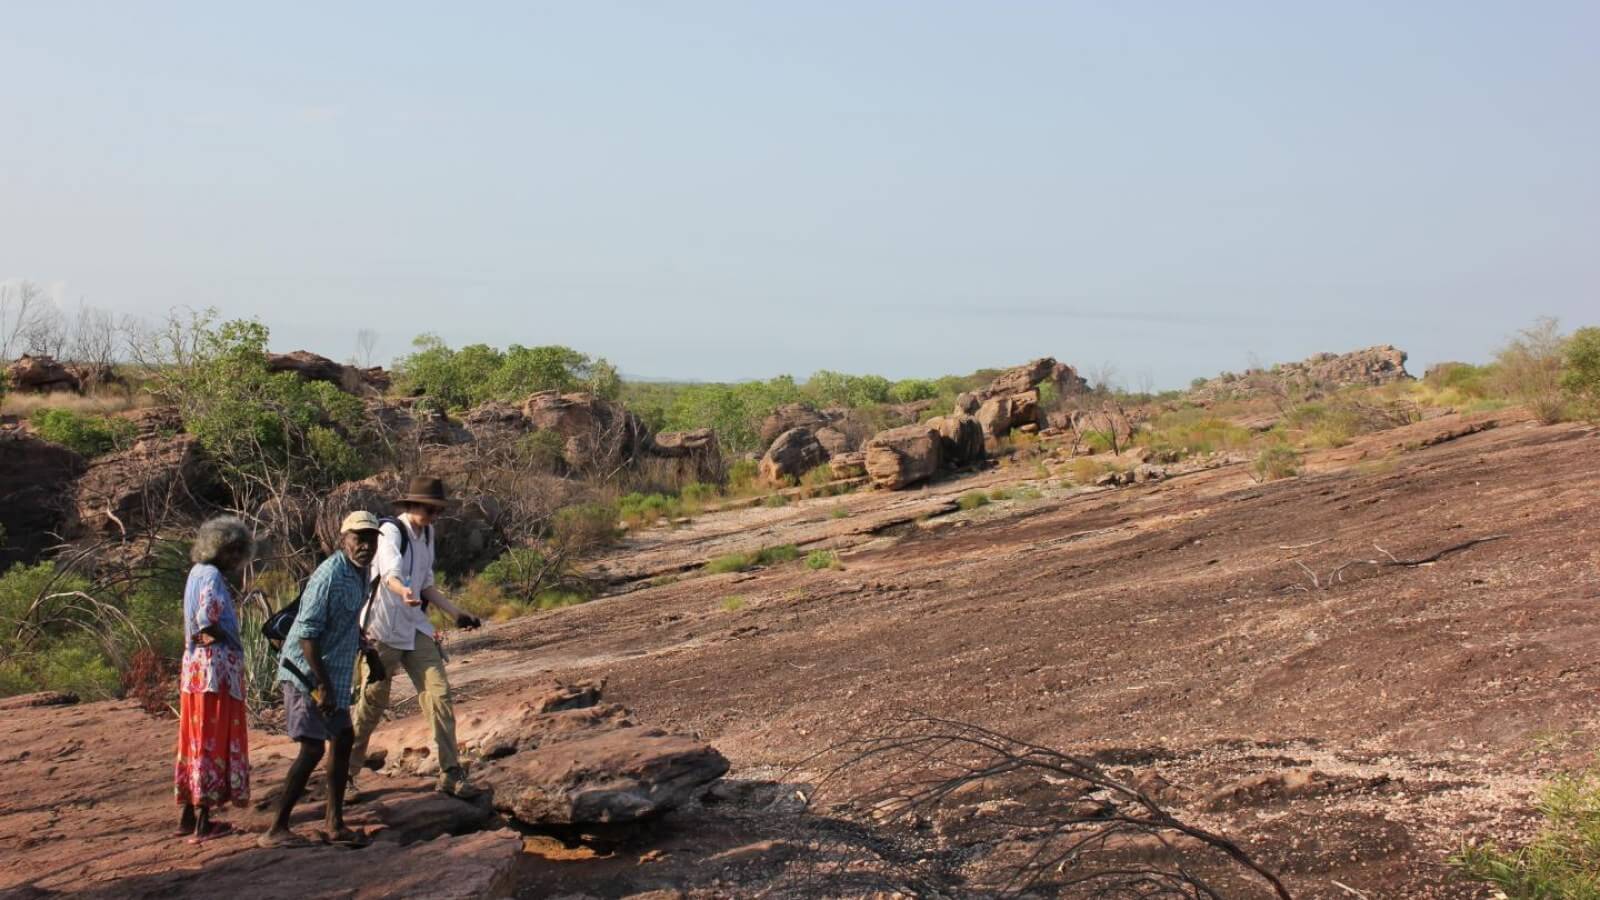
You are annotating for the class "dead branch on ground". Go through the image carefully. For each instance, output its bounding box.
[1285,535,1510,592]
[813,715,1292,899]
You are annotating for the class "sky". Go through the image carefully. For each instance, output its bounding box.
[2,1,1596,388]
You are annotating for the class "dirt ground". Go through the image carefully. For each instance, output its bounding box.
[3,408,1598,898]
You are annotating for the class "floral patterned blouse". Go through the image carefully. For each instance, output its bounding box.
[180,564,246,701]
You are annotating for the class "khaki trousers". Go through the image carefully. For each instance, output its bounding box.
[350,633,459,777]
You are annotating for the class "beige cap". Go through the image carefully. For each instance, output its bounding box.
[340,511,382,534]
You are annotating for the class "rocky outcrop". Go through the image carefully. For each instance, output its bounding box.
[467,680,729,826]
[522,391,650,471]
[760,427,828,485]
[75,434,211,536]
[267,350,391,396]
[814,425,855,457]
[0,429,86,567]
[829,450,867,479]
[113,406,183,439]
[759,403,832,448]
[1189,346,1412,405]
[5,354,79,393]
[975,396,1013,440]
[928,414,985,468]
[864,424,943,490]
[650,428,726,484]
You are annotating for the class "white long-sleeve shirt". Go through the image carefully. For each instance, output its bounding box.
[362,516,436,651]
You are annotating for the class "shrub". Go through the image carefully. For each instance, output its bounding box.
[395,334,620,410]
[957,491,990,511]
[1068,457,1104,485]
[727,458,760,492]
[1137,408,1253,458]
[763,492,790,509]
[1252,444,1300,482]
[705,552,757,574]
[517,430,568,471]
[759,544,801,565]
[1562,326,1600,421]
[829,506,851,519]
[988,488,1014,502]
[619,492,678,527]
[30,408,136,457]
[552,502,620,548]
[720,596,745,612]
[1451,758,1600,896]
[1495,317,1570,424]
[805,550,841,570]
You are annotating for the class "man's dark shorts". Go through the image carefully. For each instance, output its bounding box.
[282,681,353,742]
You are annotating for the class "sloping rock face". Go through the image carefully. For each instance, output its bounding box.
[75,435,210,536]
[759,403,832,448]
[928,414,985,467]
[267,350,391,396]
[0,430,85,567]
[650,428,726,484]
[522,391,650,471]
[5,355,80,393]
[760,427,828,485]
[469,680,729,826]
[864,424,942,490]
[1189,346,1412,405]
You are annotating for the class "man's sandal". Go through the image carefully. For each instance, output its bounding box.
[318,828,372,849]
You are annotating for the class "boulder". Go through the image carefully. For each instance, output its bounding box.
[267,350,391,396]
[954,392,981,415]
[75,434,211,536]
[522,391,650,472]
[864,424,943,490]
[813,425,856,457]
[460,401,528,438]
[1008,389,1041,430]
[649,428,726,484]
[829,450,867,479]
[369,792,495,845]
[883,399,936,425]
[471,680,729,827]
[759,427,828,485]
[975,396,1013,440]
[4,355,79,393]
[488,727,729,825]
[64,363,122,391]
[928,415,985,468]
[760,403,832,448]
[0,429,85,567]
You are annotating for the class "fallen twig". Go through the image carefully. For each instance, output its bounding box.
[1285,534,1511,592]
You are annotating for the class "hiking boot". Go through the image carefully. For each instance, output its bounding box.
[437,770,483,800]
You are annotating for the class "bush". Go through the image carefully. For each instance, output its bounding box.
[957,491,990,511]
[704,544,800,575]
[763,492,790,509]
[396,334,620,410]
[1562,326,1600,421]
[552,501,620,548]
[805,550,841,570]
[619,492,679,527]
[988,488,1014,502]
[829,506,851,519]
[1495,317,1570,424]
[1137,408,1253,458]
[1452,758,1600,897]
[30,408,137,457]
[1252,444,1300,482]
[720,596,745,612]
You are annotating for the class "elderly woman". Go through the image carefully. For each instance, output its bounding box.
[174,516,254,843]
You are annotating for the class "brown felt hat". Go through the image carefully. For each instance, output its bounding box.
[394,475,450,508]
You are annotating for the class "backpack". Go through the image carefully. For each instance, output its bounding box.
[260,515,431,647]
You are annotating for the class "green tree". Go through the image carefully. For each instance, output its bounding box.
[1562,326,1600,421]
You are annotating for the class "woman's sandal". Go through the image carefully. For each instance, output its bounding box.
[186,821,234,844]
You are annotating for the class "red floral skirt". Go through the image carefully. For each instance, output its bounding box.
[173,690,250,808]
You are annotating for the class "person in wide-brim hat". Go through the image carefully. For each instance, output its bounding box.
[349,475,484,802]
[393,476,450,509]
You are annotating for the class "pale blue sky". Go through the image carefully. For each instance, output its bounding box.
[3,2,1596,386]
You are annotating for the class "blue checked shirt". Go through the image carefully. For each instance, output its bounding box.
[277,550,367,709]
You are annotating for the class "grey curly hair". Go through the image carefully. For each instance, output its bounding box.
[190,516,255,566]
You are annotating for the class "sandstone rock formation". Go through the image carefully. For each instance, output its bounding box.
[828,450,867,479]
[814,425,854,457]
[975,396,1013,440]
[928,414,985,468]
[5,354,79,393]
[467,680,729,826]
[1189,346,1412,405]
[650,428,726,484]
[759,403,832,448]
[0,429,85,567]
[76,435,211,536]
[864,424,942,490]
[522,391,650,471]
[760,427,828,485]
[267,350,391,396]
